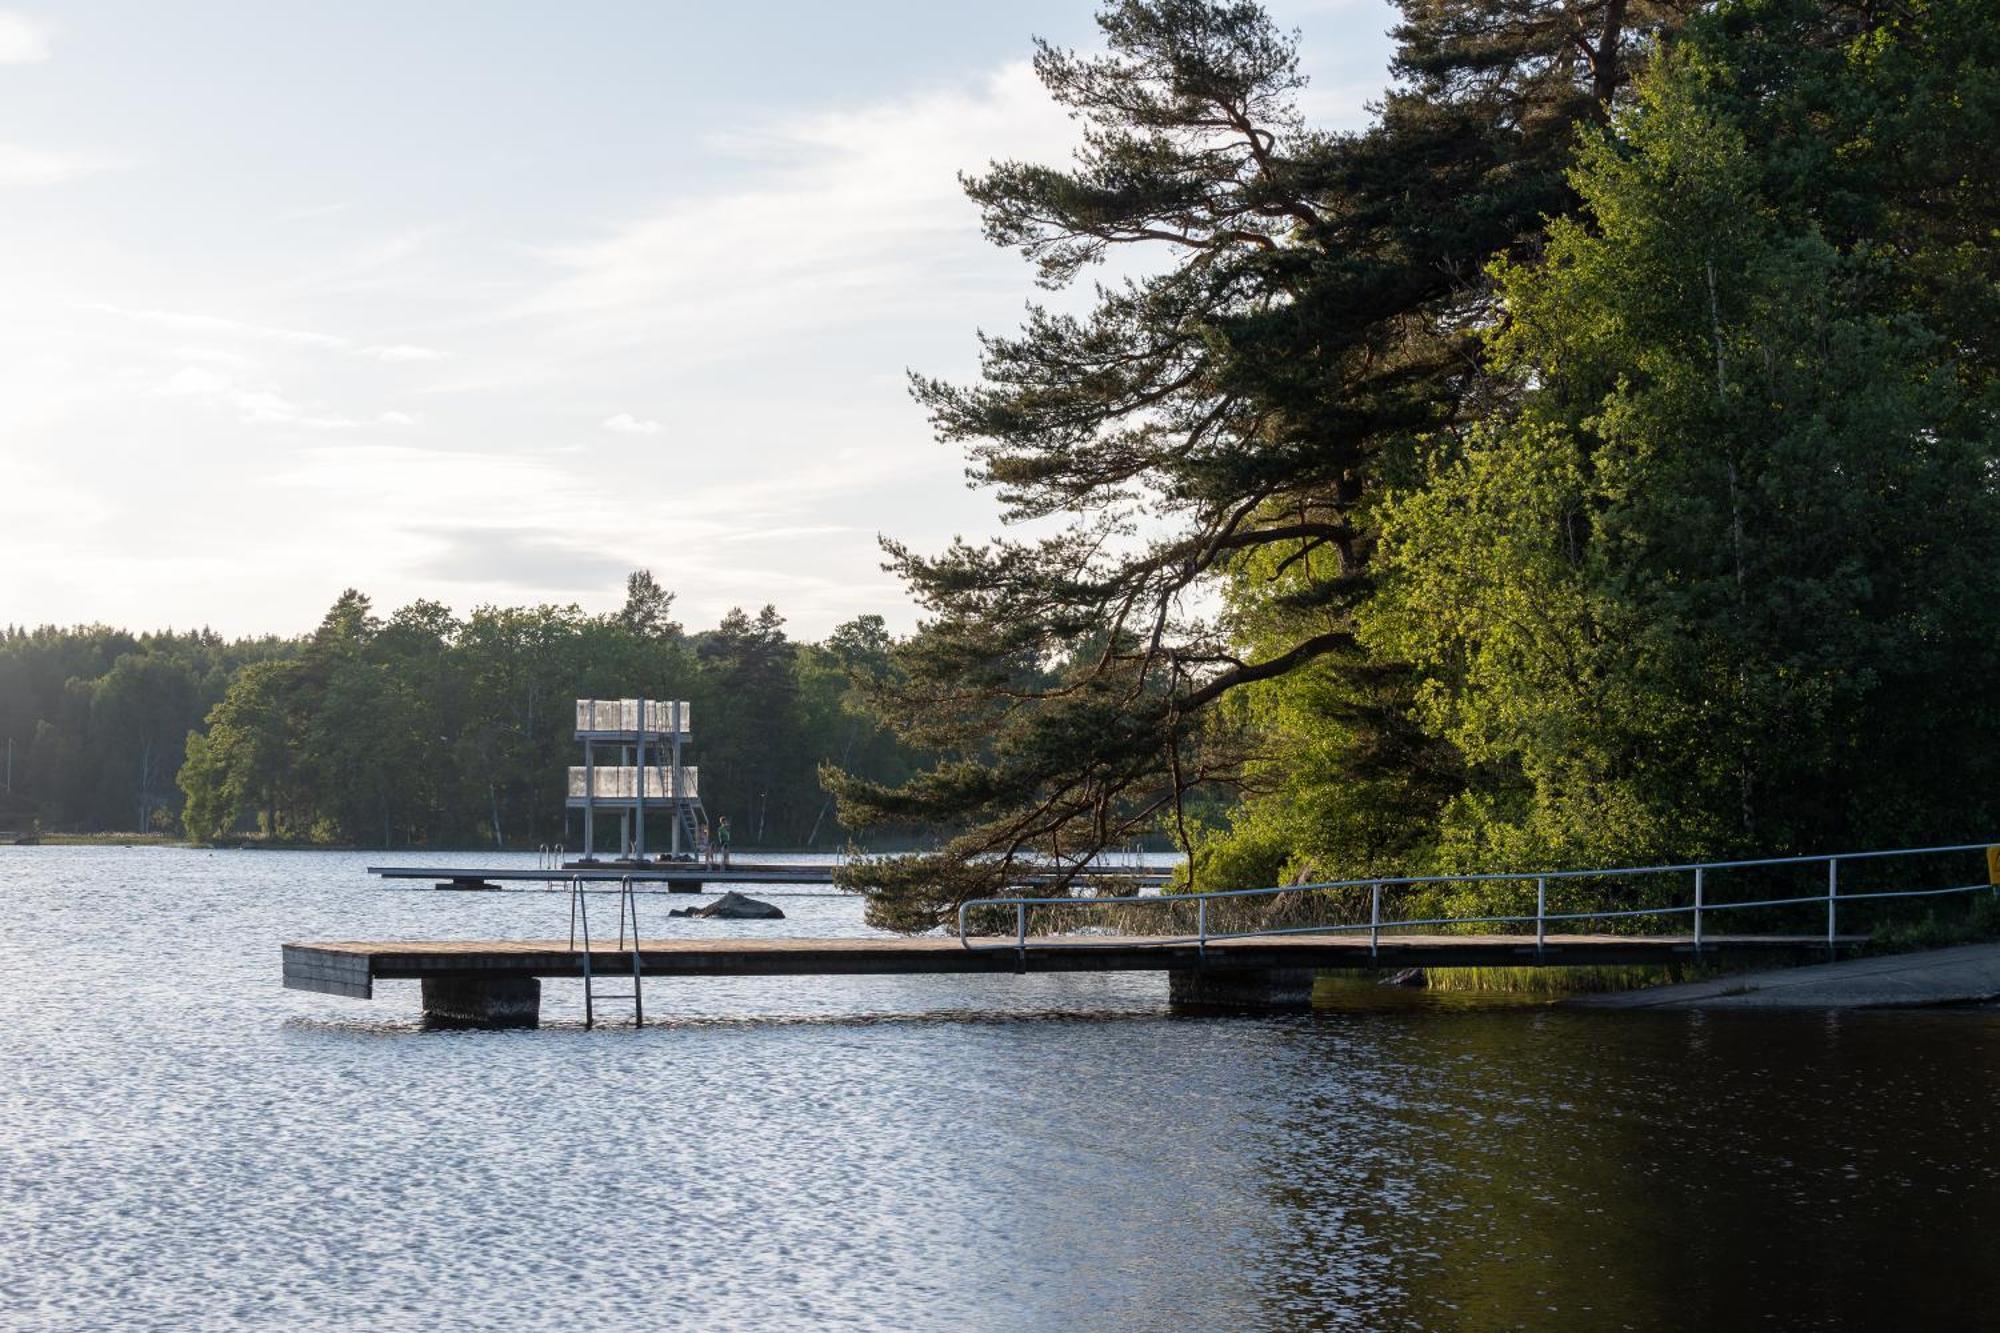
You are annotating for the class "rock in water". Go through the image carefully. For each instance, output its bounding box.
[685,891,785,920]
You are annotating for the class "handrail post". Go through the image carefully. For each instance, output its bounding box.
[1827,857,1839,948]
[1197,895,1207,958]
[1015,900,1027,970]
[1370,881,1381,958]
[578,875,594,1030]
[1693,866,1704,952]
[1536,876,1547,951]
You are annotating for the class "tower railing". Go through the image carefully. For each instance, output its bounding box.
[567,765,700,800]
[575,699,689,734]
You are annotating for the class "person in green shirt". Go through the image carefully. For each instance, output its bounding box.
[715,815,732,869]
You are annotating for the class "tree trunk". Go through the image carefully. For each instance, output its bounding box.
[1591,0,1631,111]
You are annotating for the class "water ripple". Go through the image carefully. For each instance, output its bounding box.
[2,847,1998,1330]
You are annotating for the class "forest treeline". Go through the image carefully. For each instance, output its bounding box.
[0,573,925,848]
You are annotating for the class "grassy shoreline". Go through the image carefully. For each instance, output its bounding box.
[1323,895,2000,998]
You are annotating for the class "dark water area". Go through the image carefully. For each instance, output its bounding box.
[2,847,1997,1330]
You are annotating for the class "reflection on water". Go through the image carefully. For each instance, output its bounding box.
[1,846,1996,1330]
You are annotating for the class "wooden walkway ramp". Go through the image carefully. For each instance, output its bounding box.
[283,933,1861,1027]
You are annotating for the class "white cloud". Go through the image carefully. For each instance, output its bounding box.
[94,303,349,348]
[515,61,1080,361]
[0,0,1409,640]
[14,40,1379,636]
[161,365,234,397]
[233,388,346,428]
[272,224,465,299]
[251,442,907,625]
[0,143,117,187]
[272,199,355,224]
[154,361,407,431]
[170,346,260,370]
[0,10,51,63]
[602,412,662,435]
[92,303,445,365]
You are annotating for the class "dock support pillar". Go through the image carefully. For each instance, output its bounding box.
[1167,967,1316,1012]
[421,976,541,1029]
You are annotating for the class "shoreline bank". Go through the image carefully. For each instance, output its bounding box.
[1564,941,2000,1010]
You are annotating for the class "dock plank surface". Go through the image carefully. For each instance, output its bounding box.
[284,933,1863,999]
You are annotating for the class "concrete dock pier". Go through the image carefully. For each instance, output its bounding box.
[420,975,542,1027]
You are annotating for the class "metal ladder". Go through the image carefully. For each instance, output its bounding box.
[568,874,644,1028]
[676,796,709,859]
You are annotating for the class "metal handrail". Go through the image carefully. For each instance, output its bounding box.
[955,840,1998,955]
[568,873,646,1028]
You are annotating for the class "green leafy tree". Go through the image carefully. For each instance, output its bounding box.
[178,659,301,841]
[1364,0,2000,884]
[617,569,681,639]
[89,653,201,833]
[696,606,806,844]
[799,615,926,847]
[161,582,923,850]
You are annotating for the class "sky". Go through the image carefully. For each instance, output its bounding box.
[0,1,1399,640]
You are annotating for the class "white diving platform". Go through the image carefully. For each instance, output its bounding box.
[570,697,705,860]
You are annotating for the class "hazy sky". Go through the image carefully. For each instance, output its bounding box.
[1,1,1397,639]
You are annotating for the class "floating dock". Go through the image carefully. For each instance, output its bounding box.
[368,862,1176,892]
[283,933,1863,1027]
[372,862,846,891]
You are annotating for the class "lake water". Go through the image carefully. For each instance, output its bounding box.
[3,845,1997,1330]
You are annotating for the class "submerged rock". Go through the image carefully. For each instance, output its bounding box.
[670,891,785,920]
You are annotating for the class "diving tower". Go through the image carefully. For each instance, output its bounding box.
[569,697,706,863]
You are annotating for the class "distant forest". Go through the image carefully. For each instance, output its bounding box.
[0,572,926,848]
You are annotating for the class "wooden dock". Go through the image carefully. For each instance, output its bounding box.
[371,862,841,891]
[283,933,1864,1025]
[367,862,1175,892]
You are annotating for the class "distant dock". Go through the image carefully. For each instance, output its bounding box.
[367,861,1176,893]
[371,862,844,892]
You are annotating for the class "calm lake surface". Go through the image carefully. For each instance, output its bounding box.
[3,845,1998,1330]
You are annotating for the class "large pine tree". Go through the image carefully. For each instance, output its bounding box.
[831,0,1698,930]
